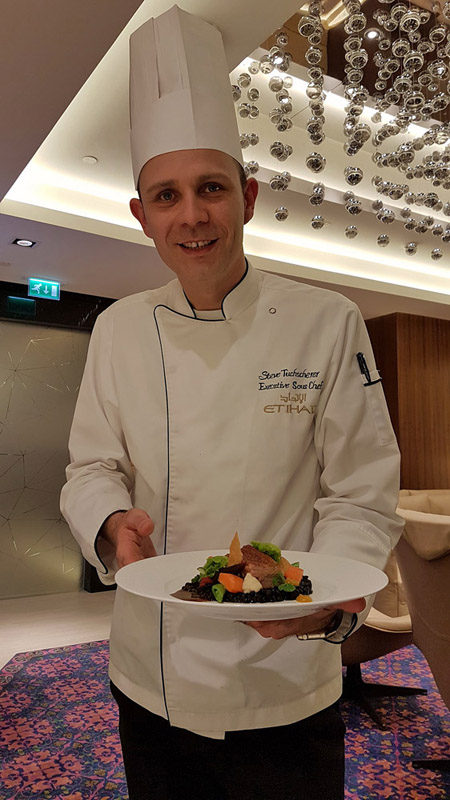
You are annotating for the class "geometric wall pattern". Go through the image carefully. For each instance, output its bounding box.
[0,321,90,598]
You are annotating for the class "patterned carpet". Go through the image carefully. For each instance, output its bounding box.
[0,641,448,800]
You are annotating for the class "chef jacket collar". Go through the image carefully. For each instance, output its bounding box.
[168,260,262,321]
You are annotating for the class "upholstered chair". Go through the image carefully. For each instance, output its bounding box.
[395,489,450,769]
[341,549,422,729]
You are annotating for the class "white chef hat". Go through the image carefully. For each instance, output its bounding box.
[129,4,243,188]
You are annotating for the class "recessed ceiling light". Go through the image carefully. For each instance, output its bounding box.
[82,155,98,164]
[365,29,380,40]
[13,238,36,247]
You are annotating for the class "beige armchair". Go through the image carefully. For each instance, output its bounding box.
[396,489,450,709]
[343,489,450,763]
[341,549,422,729]
[395,490,450,768]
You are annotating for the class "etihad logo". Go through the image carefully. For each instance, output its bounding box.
[264,403,317,415]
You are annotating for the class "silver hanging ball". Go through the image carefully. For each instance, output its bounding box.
[244,161,259,176]
[345,225,359,238]
[311,215,325,229]
[238,102,251,118]
[405,242,417,254]
[231,85,241,102]
[270,141,285,158]
[269,173,288,191]
[237,72,252,88]
[344,166,363,186]
[276,31,289,47]
[377,234,390,246]
[404,217,417,230]
[306,152,326,172]
[346,199,362,214]
[247,88,260,102]
[269,76,284,92]
[274,206,289,221]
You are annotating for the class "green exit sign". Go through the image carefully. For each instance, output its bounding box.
[28,278,60,300]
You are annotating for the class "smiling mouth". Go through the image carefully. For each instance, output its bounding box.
[178,239,217,250]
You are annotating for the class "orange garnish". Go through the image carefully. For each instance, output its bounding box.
[218,573,244,593]
[284,565,304,586]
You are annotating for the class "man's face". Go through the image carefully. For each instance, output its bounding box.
[130,149,258,296]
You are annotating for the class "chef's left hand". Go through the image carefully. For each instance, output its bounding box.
[245,598,365,639]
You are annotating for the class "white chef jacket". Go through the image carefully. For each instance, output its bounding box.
[61,262,402,737]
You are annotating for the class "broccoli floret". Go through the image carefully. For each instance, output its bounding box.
[198,555,228,578]
[251,541,281,563]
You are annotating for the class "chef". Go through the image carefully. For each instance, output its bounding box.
[61,5,402,799]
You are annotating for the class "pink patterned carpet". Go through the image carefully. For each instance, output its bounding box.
[0,641,448,799]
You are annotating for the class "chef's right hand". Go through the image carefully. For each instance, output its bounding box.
[101,508,156,569]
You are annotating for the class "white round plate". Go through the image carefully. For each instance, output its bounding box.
[115,550,387,621]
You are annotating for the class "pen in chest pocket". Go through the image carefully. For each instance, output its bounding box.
[356,352,382,386]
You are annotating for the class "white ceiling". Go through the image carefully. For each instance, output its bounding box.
[1,0,449,320]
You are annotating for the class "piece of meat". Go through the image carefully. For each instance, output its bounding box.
[240,545,283,588]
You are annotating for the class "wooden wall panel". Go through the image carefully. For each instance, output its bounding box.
[366,313,450,490]
[396,315,450,490]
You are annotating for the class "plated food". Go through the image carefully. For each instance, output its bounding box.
[116,548,387,620]
[172,533,313,604]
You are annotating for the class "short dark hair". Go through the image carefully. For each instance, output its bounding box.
[235,159,247,191]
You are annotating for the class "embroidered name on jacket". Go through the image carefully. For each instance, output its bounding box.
[258,367,323,416]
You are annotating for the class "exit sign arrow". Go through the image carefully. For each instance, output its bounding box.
[28,278,60,301]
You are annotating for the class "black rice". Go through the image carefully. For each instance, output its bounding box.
[181,575,313,603]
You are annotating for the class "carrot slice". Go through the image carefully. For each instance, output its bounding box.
[283,565,304,586]
[218,573,244,593]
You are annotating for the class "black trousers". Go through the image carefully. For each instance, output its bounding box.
[111,682,345,800]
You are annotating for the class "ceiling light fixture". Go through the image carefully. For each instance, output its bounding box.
[365,29,380,40]
[12,238,36,247]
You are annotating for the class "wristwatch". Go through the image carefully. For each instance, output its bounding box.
[296,611,358,644]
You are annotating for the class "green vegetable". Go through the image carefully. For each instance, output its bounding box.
[272,573,284,587]
[198,555,228,578]
[212,583,226,603]
[279,582,296,593]
[251,541,281,562]
[291,561,299,568]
